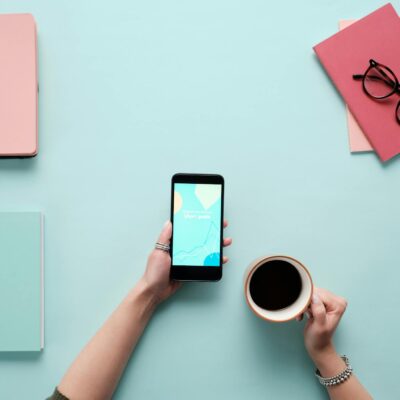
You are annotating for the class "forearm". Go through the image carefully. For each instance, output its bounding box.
[310,346,372,400]
[58,279,158,400]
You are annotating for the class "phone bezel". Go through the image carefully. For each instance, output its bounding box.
[170,173,224,281]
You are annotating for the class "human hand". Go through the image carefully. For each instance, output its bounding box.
[140,220,232,304]
[299,287,348,366]
[299,288,373,398]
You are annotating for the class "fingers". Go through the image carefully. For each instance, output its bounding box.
[335,297,348,316]
[222,219,231,262]
[157,220,172,245]
[223,222,231,261]
[314,287,348,316]
[223,237,232,247]
[296,311,310,322]
[309,294,327,325]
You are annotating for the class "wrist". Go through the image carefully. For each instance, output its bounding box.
[125,279,160,316]
[308,342,336,363]
[308,344,346,377]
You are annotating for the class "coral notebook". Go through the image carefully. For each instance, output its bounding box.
[314,4,400,162]
[0,14,38,157]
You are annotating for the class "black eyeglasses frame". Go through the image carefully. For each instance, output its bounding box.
[353,59,400,124]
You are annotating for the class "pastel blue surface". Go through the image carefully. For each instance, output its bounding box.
[0,1,399,398]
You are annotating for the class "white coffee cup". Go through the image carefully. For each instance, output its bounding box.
[244,255,313,322]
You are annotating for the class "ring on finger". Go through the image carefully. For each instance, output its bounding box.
[155,242,170,252]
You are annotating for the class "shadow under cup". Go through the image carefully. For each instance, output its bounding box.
[244,255,313,322]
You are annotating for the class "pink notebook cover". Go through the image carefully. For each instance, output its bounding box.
[314,4,400,162]
[339,20,373,153]
[0,14,38,157]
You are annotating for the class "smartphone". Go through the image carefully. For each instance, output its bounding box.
[170,173,225,281]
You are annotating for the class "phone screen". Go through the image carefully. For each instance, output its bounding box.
[172,183,222,267]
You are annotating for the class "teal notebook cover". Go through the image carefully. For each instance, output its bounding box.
[0,212,44,351]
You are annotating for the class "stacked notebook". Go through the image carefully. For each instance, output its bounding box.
[0,14,38,157]
[314,3,400,162]
[0,212,44,351]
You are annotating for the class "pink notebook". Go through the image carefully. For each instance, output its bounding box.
[0,14,38,157]
[314,4,400,162]
[339,20,373,153]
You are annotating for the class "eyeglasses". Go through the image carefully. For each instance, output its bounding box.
[353,59,400,124]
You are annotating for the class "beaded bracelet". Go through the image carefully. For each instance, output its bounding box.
[315,355,353,387]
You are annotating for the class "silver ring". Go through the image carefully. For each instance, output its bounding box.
[155,242,170,252]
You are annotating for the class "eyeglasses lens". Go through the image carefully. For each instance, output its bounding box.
[364,65,397,98]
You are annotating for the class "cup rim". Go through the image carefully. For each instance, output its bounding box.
[244,254,313,323]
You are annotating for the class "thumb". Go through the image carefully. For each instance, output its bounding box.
[157,220,172,244]
[309,294,326,325]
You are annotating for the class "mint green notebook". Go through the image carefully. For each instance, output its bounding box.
[0,212,44,351]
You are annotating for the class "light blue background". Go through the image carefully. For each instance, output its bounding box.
[0,1,399,398]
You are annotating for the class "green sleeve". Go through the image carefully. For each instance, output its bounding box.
[47,388,69,400]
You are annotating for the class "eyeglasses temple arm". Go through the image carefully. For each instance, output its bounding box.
[353,74,400,91]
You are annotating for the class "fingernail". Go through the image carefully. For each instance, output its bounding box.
[163,220,170,228]
[312,294,320,304]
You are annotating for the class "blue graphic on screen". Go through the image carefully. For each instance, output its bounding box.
[173,183,222,267]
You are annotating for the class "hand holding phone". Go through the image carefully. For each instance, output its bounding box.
[170,173,225,281]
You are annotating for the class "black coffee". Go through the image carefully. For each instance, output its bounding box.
[249,260,302,311]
